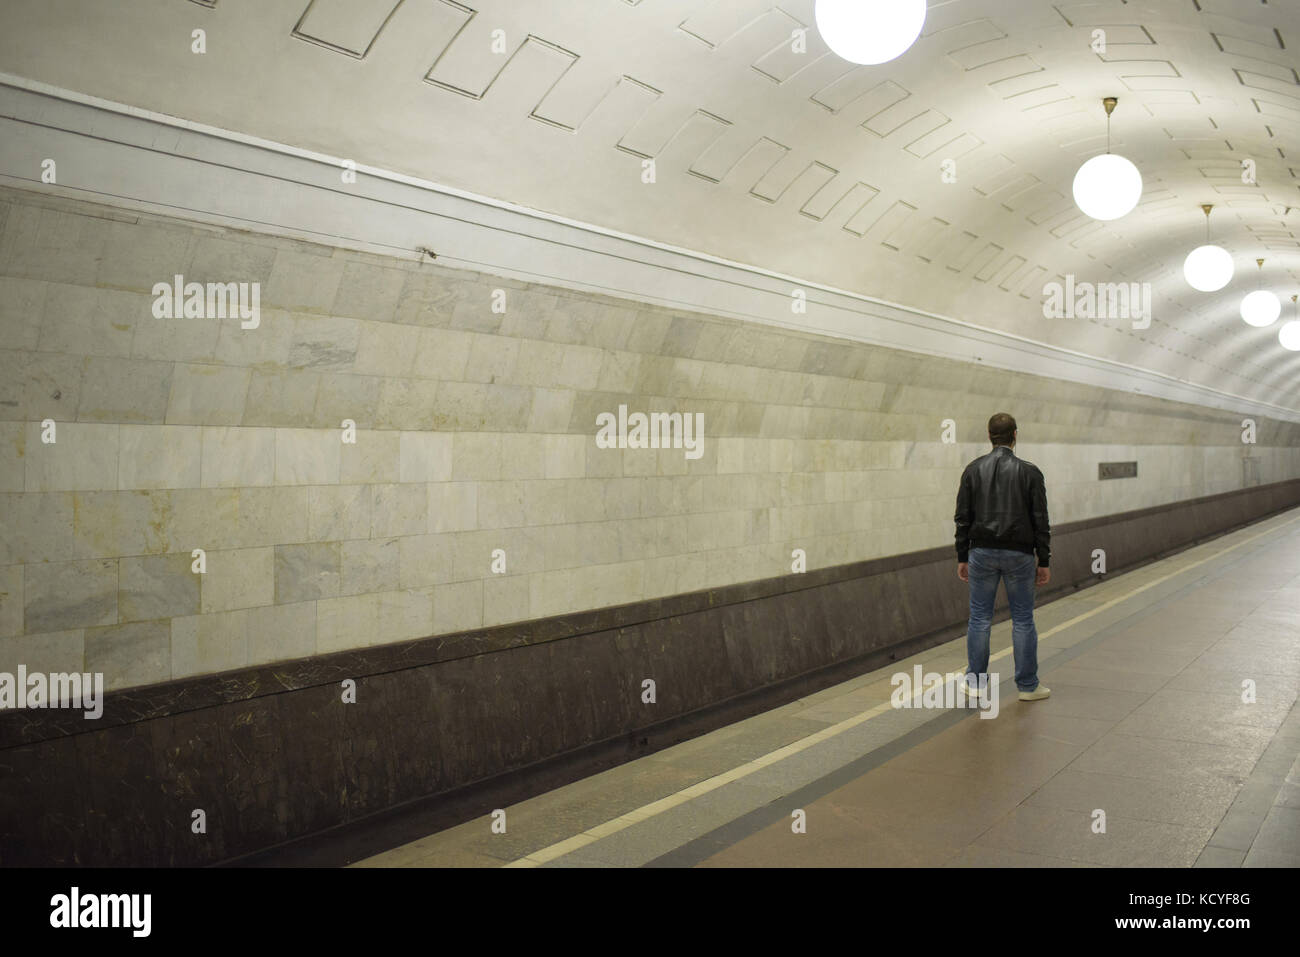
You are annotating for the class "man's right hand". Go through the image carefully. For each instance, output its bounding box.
[1036,566,1051,586]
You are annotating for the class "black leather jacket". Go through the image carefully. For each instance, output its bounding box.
[954,445,1051,566]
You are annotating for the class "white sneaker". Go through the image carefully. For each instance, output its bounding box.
[1018,685,1051,702]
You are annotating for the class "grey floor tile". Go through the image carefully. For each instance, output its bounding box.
[1247,805,1300,859]
[1041,663,1171,694]
[1206,808,1267,852]
[944,845,1101,868]
[971,804,1213,867]
[1111,710,1278,752]
[1069,733,1261,788]
[1194,845,1245,868]
[1023,768,1240,829]
[1029,681,1151,721]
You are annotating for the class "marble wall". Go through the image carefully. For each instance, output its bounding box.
[2,184,1298,691]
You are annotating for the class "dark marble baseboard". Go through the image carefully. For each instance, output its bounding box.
[2,478,1298,866]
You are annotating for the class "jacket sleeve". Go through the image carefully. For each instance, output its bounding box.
[954,466,973,563]
[1029,466,1051,567]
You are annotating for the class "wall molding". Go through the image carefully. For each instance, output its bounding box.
[0,72,1297,424]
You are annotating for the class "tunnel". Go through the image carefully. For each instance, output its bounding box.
[0,0,1297,937]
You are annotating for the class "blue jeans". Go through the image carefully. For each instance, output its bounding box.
[966,547,1040,692]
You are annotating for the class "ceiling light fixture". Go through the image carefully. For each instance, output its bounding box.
[1280,295,1300,351]
[1183,204,1234,292]
[1240,259,1281,327]
[1072,97,1143,221]
[814,0,927,65]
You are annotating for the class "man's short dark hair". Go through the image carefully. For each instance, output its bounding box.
[988,413,1017,447]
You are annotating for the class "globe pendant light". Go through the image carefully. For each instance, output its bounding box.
[1072,97,1143,221]
[1280,295,1300,351]
[814,0,927,65]
[1183,204,1234,292]
[1240,259,1281,327]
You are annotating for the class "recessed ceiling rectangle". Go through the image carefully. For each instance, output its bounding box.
[1066,221,1108,246]
[755,33,832,83]
[942,18,1008,68]
[991,172,1044,208]
[1002,85,1072,110]
[1015,264,1050,298]
[973,248,1011,282]
[1235,69,1300,99]
[293,0,405,59]
[993,255,1029,289]
[853,81,914,132]
[753,159,836,205]
[976,55,1046,87]
[863,100,930,138]
[1023,191,1070,225]
[801,174,857,220]
[425,6,522,98]
[885,211,945,254]
[874,201,920,249]
[965,242,1004,277]
[889,110,951,151]
[1213,32,1290,67]
[1053,1,1137,27]
[813,70,897,114]
[693,134,787,186]
[596,78,661,157]
[936,230,980,271]
[664,111,733,166]
[678,0,772,48]
[1253,98,1300,122]
[838,183,883,235]
[911,218,952,261]
[532,59,612,131]
[970,154,1017,195]
[1120,76,1193,92]
[1139,91,1201,106]
[1090,24,1156,46]
[621,105,728,160]
[909,130,982,160]
[1049,212,1091,238]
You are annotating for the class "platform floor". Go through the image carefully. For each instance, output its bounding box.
[356,507,1300,868]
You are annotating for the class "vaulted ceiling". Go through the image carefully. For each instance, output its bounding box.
[3,0,1300,410]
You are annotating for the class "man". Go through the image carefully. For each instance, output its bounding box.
[954,413,1052,702]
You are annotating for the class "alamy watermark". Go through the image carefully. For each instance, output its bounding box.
[595,404,704,460]
[0,666,104,719]
[891,666,1000,719]
[151,274,260,328]
[1042,275,1151,329]
[50,887,150,937]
